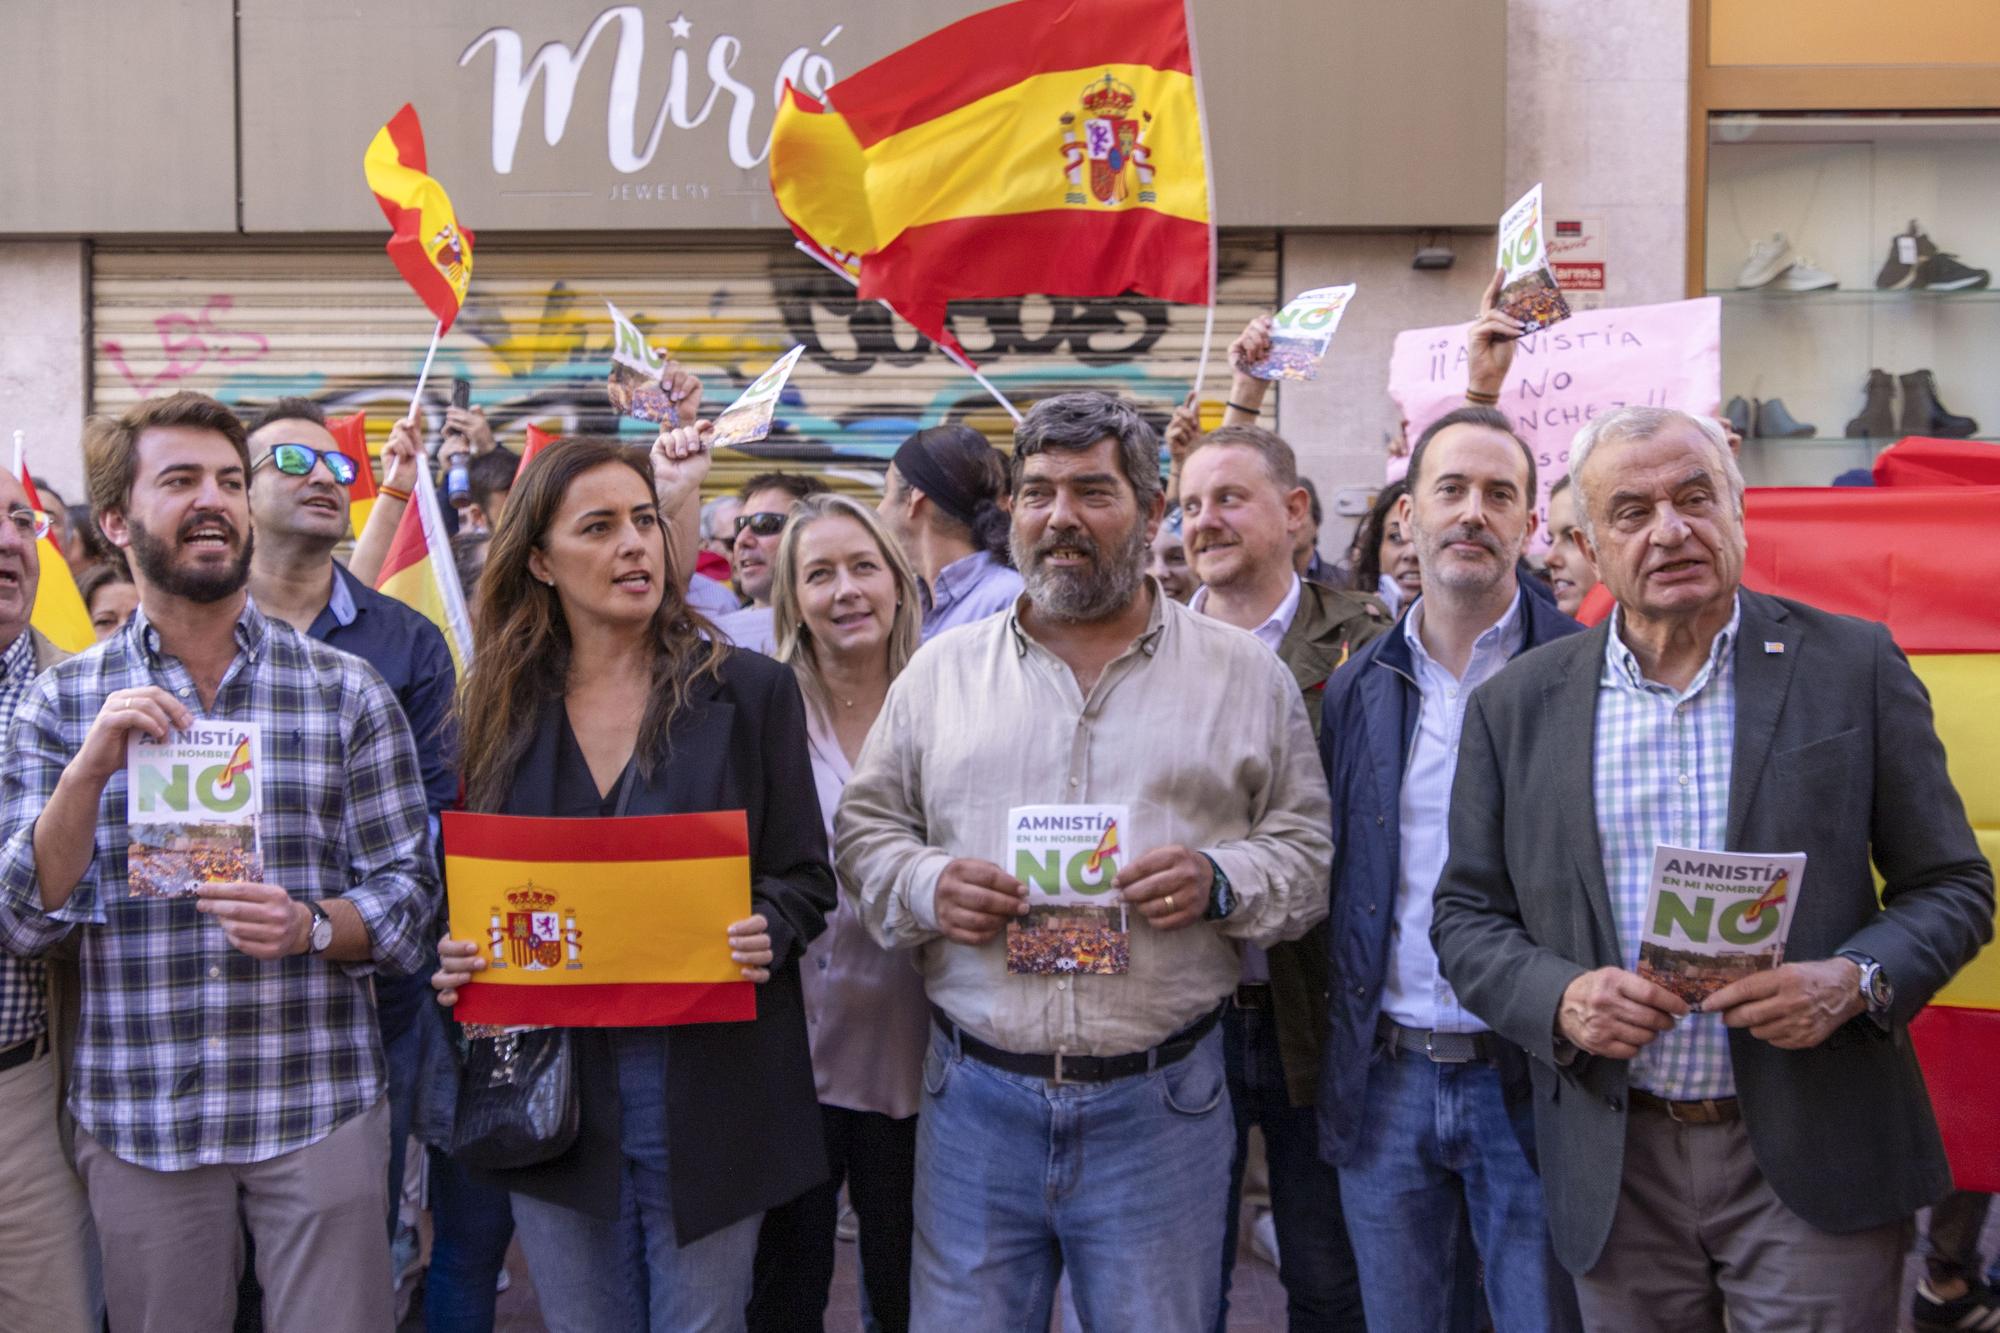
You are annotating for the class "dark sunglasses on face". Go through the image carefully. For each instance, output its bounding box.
[256,443,359,487]
[734,511,788,538]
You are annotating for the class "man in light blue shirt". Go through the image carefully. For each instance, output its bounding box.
[877,425,1022,640]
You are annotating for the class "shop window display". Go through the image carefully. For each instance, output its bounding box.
[1704,112,2000,484]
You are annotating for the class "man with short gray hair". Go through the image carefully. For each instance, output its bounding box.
[1433,404,1992,1329]
[838,390,1333,1331]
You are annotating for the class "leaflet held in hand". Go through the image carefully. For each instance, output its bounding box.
[1249,284,1357,382]
[1006,804,1130,976]
[709,345,805,449]
[604,301,679,425]
[1495,182,1573,334]
[126,722,265,898]
[1637,845,1806,1003]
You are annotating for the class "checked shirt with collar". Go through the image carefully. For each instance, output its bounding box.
[0,598,436,1170]
[1593,596,1741,1101]
[0,629,47,1048]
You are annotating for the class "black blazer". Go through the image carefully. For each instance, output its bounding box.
[1431,588,1993,1275]
[478,650,836,1245]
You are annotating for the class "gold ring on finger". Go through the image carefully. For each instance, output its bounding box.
[1164,893,1175,913]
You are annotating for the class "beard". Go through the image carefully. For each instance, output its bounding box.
[1012,517,1149,623]
[127,510,253,604]
[1410,515,1512,594]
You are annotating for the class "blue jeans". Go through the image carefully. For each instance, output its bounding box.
[1337,1039,1579,1333]
[509,1031,762,1333]
[1217,1003,1365,1331]
[912,1019,1232,1333]
[424,1147,514,1333]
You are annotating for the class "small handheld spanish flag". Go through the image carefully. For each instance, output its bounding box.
[14,435,93,654]
[363,104,474,332]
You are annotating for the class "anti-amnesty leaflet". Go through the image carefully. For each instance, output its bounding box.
[1637,844,1807,1003]
[1005,804,1130,976]
[126,721,264,898]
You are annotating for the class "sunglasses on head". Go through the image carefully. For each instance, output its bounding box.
[734,512,789,538]
[257,443,359,486]
[4,507,52,541]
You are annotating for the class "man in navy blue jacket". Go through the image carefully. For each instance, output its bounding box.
[1316,406,1581,1333]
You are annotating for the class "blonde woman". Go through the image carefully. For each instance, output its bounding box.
[748,494,929,1333]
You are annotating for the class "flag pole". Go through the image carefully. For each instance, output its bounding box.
[1185,0,1221,400]
[406,319,444,425]
[10,429,22,480]
[791,241,1023,426]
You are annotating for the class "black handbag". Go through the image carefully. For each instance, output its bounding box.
[448,763,638,1170]
[448,1025,580,1170]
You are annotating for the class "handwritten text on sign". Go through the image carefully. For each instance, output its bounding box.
[1386,297,1721,551]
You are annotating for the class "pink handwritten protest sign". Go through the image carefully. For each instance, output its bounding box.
[1387,297,1721,551]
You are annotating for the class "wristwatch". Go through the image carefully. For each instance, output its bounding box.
[304,901,334,956]
[1200,854,1234,921]
[1839,951,1893,1021]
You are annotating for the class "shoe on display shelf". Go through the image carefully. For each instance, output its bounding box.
[1899,370,1980,438]
[1755,399,1815,439]
[1920,252,1992,292]
[1770,260,1837,292]
[1725,396,1753,438]
[1736,233,1795,289]
[1845,370,1896,439]
[1875,220,1938,290]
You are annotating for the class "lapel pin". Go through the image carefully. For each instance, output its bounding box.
[1764,641,1785,654]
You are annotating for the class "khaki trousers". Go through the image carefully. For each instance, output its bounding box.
[76,1096,392,1333]
[0,1047,98,1333]
[1574,1103,1910,1332]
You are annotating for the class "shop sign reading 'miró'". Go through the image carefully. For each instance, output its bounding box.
[462,7,844,174]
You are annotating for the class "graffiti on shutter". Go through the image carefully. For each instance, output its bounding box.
[93,236,1274,493]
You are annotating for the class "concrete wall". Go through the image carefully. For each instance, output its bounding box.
[1281,0,1691,539]
[0,242,89,501]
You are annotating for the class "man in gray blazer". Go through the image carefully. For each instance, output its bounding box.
[1431,405,1993,1330]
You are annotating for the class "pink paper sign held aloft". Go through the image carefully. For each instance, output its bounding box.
[1387,296,1721,553]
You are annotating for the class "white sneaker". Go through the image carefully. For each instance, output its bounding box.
[1771,259,1837,291]
[1737,233,1794,288]
[1249,1208,1281,1269]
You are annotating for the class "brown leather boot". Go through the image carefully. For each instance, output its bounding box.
[1846,370,1896,438]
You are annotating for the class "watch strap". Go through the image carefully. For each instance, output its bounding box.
[1200,854,1233,921]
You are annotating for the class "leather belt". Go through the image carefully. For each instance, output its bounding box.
[1231,983,1274,1011]
[0,1032,48,1075]
[932,1004,1221,1085]
[1376,1016,1501,1064]
[1630,1089,1740,1124]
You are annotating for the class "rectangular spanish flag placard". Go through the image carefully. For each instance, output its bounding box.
[443,810,754,1028]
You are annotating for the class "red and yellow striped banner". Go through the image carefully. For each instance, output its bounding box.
[443,810,754,1028]
[1744,482,2000,1189]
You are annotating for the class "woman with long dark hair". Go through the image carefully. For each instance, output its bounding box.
[431,437,835,1332]
[745,494,929,1332]
[1347,478,1421,617]
[875,423,1022,638]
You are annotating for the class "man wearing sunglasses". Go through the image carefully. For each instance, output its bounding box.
[712,471,830,655]
[0,469,100,1330]
[244,398,466,1298]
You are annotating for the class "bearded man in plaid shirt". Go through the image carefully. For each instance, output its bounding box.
[0,392,436,1333]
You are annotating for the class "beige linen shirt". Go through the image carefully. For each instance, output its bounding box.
[835,585,1332,1057]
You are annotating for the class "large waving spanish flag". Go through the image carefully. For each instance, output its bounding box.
[374,459,473,673]
[769,0,1212,353]
[327,411,378,536]
[443,810,755,1027]
[363,104,473,333]
[15,448,92,653]
[1743,470,2000,1190]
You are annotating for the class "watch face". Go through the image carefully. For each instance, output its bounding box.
[311,915,334,952]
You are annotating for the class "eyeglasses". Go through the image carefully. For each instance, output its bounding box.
[734,512,789,538]
[255,444,360,487]
[4,507,52,541]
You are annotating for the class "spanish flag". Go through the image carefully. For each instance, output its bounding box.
[374,459,473,674]
[443,810,755,1027]
[327,412,377,536]
[513,422,558,485]
[1743,479,2000,1189]
[769,0,1212,354]
[14,448,92,653]
[363,104,474,333]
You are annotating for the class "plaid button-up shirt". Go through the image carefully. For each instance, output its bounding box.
[1593,597,1740,1101]
[0,628,47,1049]
[0,599,436,1170]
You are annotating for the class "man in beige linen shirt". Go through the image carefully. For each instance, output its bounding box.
[837,391,1331,1333]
